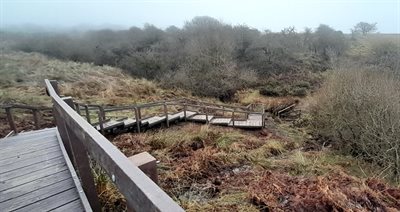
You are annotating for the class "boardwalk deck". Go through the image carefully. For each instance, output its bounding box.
[0,128,91,211]
[188,114,214,123]
[229,120,263,128]
[210,117,232,126]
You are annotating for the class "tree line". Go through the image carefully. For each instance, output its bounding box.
[3,17,386,100]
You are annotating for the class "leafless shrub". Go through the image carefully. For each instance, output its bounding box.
[311,68,400,181]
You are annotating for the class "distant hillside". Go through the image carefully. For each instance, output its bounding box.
[0,51,190,106]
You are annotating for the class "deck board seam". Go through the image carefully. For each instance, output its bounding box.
[0,155,64,174]
[0,178,73,204]
[0,168,69,192]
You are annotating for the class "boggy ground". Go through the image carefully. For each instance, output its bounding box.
[108,121,400,211]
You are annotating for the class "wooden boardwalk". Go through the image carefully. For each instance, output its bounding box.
[91,107,265,134]
[0,128,91,211]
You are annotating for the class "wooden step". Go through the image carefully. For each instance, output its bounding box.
[123,118,138,128]
[141,116,166,127]
[94,120,125,131]
[188,115,214,123]
[229,120,263,128]
[248,113,263,120]
[167,112,185,122]
[209,118,232,126]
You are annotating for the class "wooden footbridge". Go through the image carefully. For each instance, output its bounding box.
[74,97,265,135]
[0,80,266,211]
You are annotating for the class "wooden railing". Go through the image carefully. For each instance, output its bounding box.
[0,104,52,135]
[45,79,184,212]
[72,97,265,134]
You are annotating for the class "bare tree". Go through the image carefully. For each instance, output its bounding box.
[353,22,377,35]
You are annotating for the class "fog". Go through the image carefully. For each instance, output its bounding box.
[1,0,399,33]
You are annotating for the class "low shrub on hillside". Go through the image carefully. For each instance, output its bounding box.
[311,68,400,182]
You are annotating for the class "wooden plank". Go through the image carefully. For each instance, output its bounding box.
[0,153,63,174]
[185,111,197,118]
[46,79,184,212]
[0,157,65,181]
[14,188,79,212]
[0,127,56,139]
[229,120,263,128]
[51,199,84,211]
[210,118,232,126]
[167,112,184,122]
[188,114,214,123]
[123,118,137,128]
[141,116,166,127]
[0,141,60,161]
[0,146,59,166]
[0,136,56,152]
[0,170,71,202]
[248,113,263,120]
[94,120,124,131]
[0,179,76,211]
[0,132,55,145]
[0,163,67,191]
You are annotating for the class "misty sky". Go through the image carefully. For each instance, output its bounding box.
[1,0,399,33]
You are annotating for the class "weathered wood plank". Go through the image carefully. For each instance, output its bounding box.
[51,199,84,211]
[0,137,57,154]
[94,120,124,131]
[0,152,62,174]
[0,144,60,165]
[0,139,54,154]
[0,163,68,191]
[14,188,79,212]
[141,116,166,127]
[0,157,66,181]
[0,128,56,140]
[188,114,214,123]
[0,170,71,202]
[0,179,76,211]
[0,133,56,146]
[210,118,232,126]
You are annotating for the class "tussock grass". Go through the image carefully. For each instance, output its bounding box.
[0,51,188,106]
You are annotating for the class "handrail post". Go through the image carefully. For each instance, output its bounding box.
[205,106,209,124]
[232,110,235,127]
[138,107,142,121]
[75,103,81,115]
[163,102,169,128]
[183,101,187,121]
[5,107,17,134]
[262,105,265,127]
[84,105,91,124]
[32,109,40,130]
[98,110,105,135]
[134,107,141,133]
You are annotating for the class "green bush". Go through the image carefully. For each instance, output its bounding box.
[294,81,311,89]
[290,87,307,97]
[259,85,288,97]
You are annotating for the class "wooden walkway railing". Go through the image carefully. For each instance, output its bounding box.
[45,79,184,211]
[0,104,52,135]
[72,98,265,135]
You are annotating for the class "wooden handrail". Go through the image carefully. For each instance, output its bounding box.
[45,79,184,212]
[1,104,52,134]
